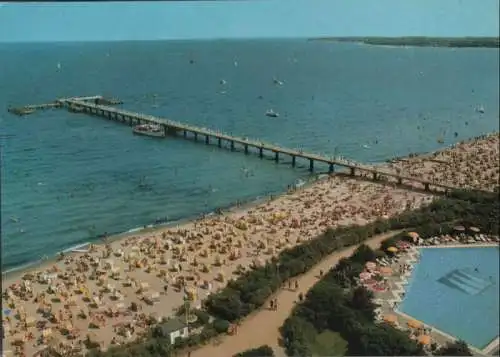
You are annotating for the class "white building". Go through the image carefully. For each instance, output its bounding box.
[160,318,189,345]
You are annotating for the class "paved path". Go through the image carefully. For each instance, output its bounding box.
[184,230,402,357]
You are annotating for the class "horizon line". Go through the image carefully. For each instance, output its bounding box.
[1,35,499,44]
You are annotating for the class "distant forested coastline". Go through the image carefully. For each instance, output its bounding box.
[311,37,500,48]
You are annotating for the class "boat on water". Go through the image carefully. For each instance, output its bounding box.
[133,124,165,138]
[273,77,284,86]
[266,109,279,118]
[476,105,485,114]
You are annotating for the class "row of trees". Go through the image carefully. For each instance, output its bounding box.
[78,189,497,356]
[315,36,500,48]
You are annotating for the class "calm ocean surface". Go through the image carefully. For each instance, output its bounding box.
[1,40,499,271]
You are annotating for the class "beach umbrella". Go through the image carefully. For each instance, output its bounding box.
[407,319,423,329]
[185,287,197,301]
[25,316,36,327]
[387,247,398,253]
[407,232,420,241]
[365,261,377,270]
[359,272,372,280]
[469,226,480,233]
[454,225,465,232]
[379,267,393,276]
[418,334,431,345]
[12,333,26,345]
[383,314,397,324]
[396,241,410,249]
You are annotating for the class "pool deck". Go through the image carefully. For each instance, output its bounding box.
[420,242,499,249]
[373,241,499,356]
[483,338,500,355]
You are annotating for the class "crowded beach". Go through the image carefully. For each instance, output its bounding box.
[387,133,499,192]
[2,133,499,356]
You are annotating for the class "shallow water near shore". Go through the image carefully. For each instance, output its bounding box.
[1,39,499,271]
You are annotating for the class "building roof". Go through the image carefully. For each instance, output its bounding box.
[160,318,187,334]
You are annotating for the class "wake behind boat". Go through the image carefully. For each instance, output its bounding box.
[133,124,165,138]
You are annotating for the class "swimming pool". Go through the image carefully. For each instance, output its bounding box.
[399,246,499,350]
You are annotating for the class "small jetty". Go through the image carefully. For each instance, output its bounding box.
[7,103,61,116]
[7,96,123,116]
[7,95,478,195]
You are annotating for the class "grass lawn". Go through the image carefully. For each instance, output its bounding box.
[310,330,348,356]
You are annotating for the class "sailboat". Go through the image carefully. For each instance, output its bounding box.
[265,109,279,118]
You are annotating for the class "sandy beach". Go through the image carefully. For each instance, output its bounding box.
[386,133,499,192]
[2,133,498,356]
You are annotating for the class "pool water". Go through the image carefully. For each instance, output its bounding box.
[400,247,500,349]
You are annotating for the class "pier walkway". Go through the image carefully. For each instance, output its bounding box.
[54,97,460,194]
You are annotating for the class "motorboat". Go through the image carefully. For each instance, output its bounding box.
[265,109,279,118]
[273,77,284,86]
[133,124,165,138]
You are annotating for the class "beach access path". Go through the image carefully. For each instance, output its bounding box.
[182,230,402,357]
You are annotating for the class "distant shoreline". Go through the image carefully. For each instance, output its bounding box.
[310,36,500,48]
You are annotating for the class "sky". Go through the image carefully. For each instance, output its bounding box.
[0,0,498,43]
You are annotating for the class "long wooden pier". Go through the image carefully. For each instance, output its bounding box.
[44,96,462,194]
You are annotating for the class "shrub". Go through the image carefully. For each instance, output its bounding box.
[212,318,231,333]
[233,345,275,357]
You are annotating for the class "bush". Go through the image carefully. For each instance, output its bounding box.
[233,345,275,357]
[434,340,473,356]
[280,316,315,356]
[198,325,218,343]
[212,318,231,333]
[194,309,211,325]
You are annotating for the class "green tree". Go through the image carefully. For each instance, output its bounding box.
[280,316,315,356]
[350,244,377,264]
[348,286,377,322]
[233,345,275,357]
[434,340,473,356]
[347,324,424,356]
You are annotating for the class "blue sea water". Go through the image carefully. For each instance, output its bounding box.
[400,247,500,349]
[1,40,499,271]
